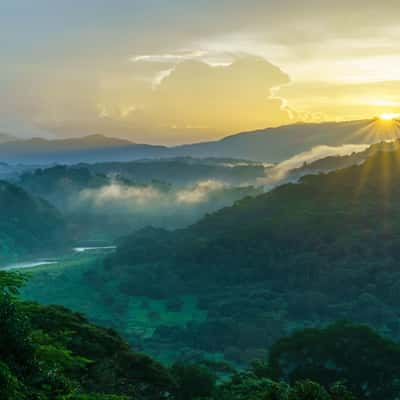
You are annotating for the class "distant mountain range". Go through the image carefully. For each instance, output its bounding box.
[0,134,166,164]
[174,119,397,162]
[1,118,399,164]
[0,132,16,144]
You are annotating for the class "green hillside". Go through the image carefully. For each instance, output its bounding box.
[88,147,400,361]
[3,269,400,399]
[0,181,66,262]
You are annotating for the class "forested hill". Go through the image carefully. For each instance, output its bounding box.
[5,269,400,400]
[289,138,399,178]
[0,180,65,261]
[112,145,400,273]
[95,145,400,362]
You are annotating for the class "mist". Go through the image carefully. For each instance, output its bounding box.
[69,179,262,238]
[261,144,369,187]
[78,179,230,214]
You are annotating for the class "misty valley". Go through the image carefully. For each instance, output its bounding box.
[1,119,400,398]
[6,1,400,397]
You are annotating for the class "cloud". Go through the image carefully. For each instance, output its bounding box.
[176,180,226,204]
[3,0,400,143]
[78,179,230,214]
[23,55,291,144]
[131,50,208,64]
[261,144,368,185]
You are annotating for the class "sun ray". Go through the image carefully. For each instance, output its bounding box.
[379,113,400,121]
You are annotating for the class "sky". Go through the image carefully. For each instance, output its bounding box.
[1,0,400,144]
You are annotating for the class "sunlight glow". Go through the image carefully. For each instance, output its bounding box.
[379,113,400,121]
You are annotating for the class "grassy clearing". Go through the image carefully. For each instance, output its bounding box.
[20,253,114,323]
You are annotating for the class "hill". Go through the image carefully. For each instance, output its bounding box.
[0,181,66,262]
[288,139,400,179]
[80,144,400,362]
[84,157,267,186]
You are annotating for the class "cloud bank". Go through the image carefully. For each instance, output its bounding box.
[261,144,369,185]
[78,180,230,215]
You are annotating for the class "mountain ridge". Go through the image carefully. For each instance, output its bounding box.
[1,118,399,164]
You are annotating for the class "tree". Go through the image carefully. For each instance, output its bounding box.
[268,321,400,400]
[171,363,216,400]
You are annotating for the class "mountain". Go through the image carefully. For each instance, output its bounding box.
[172,118,400,162]
[2,134,134,151]
[0,132,16,144]
[0,180,66,262]
[1,118,399,164]
[79,144,400,363]
[0,134,167,164]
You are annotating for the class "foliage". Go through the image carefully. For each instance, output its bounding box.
[0,272,175,399]
[171,363,216,400]
[81,148,400,361]
[0,180,66,262]
[269,321,400,399]
[213,372,356,400]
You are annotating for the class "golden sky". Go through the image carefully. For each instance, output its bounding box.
[1,0,400,144]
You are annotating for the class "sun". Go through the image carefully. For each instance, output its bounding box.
[379,113,400,121]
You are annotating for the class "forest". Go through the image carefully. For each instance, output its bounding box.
[3,268,400,399]
[3,1,400,396]
[3,136,400,399]
[84,147,400,362]
[4,136,400,398]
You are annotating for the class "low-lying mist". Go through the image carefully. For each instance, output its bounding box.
[79,179,236,214]
[260,144,369,187]
[16,144,375,241]
[69,179,262,239]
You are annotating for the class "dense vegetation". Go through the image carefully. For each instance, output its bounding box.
[0,180,65,262]
[11,140,400,398]
[67,146,400,362]
[84,157,267,186]
[6,268,400,399]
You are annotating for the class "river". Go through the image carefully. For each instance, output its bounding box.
[1,260,59,271]
[1,245,116,271]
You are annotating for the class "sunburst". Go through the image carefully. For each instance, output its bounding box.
[379,113,400,121]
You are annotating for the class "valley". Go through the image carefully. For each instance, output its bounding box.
[3,5,400,397]
[1,128,400,399]
[11,138,400,369]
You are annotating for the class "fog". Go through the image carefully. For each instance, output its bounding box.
[260,144,368,186]
[78,179,230,214]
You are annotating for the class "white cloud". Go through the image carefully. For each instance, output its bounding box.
[261,144,368,185]
[78,179,229,213]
